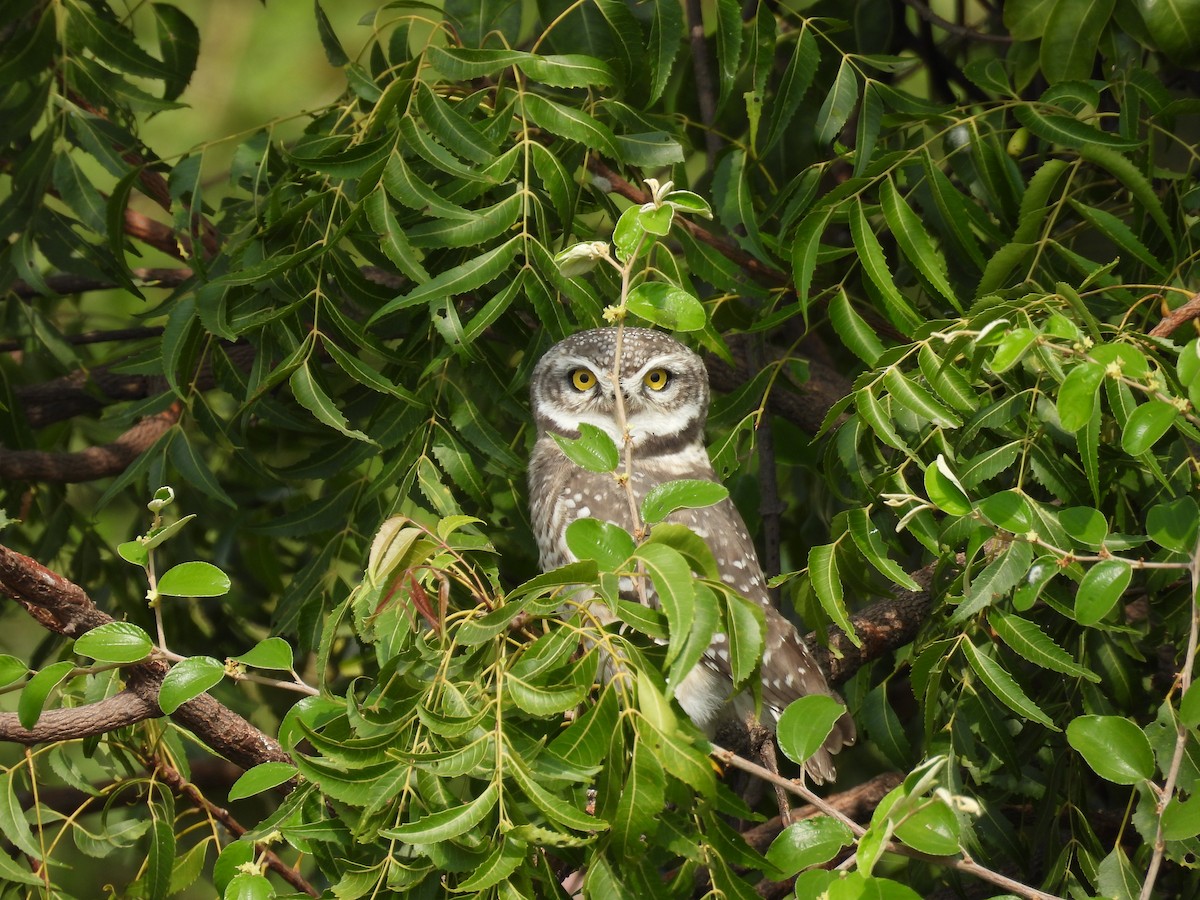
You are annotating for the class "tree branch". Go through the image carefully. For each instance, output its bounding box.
[0,689,159,743]
[0,544,291,771]
[1149,291,1200,337]
[7,268,193,302]
[0,402,181,482]
[898,0,1010,43]
[808,560,940,686]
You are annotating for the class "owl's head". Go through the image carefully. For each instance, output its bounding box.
[530,327,709,454]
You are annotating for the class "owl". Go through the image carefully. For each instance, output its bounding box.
[528,327,854,782]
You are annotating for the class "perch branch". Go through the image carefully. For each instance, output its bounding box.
[0,689,159,743]
[1149,291,1200,337]
[0,403,182,482]
[0,544,291,771]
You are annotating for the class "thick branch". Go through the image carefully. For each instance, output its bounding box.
[0,689,159,743]
[707,350,853,436]
[808,561,939,686]
[0,403,181,482]
[0,544,290,770]
[7,268,193,302]
[1149,291,1200,338]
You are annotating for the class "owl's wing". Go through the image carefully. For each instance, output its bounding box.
[668,497,856,781]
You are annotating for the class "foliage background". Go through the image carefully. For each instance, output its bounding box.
[2,0,1200,898]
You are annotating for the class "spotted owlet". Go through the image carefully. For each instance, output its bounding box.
[528,327,854,782]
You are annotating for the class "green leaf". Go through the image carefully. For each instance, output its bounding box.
[1005,0,1057,38]
[415,83,497,164]
[1040,0,1114,83]
[118,540,149,567]
[74,622,153,664]
[765,26,820,151]
[715,0,744,106]
[1066,715,1155,784]
[1068,199,1164,274]
[157,561,231,598]
[807,544,859,645]
[289,363,376,444]
[951,540,1034,624]
[381,151,474,220]
[846,507,919,590]
[158,656,224,713]
[852,82,883,177]
[154,5,201,102]
[989,327,1038,373]
[850,199,920,331]
[792,207,831,314]
[224,873,274,900]
[816,58,858,145]
[1147,496,1200,553]
[233,637,294,671]
[566,518,635,570]
[1120,399,1177,455]
[641,480,729,524]
[1014,104,1142,151]
[988,609,1101,682]
[455,838,528,892]
[924,455,971,516]
[1079,144,1174,245]
[883,369,961,429]
[777,695,848,766]
[633,543,695,667]
[765,816,854,878]
[976,490,1033,533]
[551,422,621,473]
[369,237,519,322]
[1162,795,1200,841]
[1075,559,1132,625]
[1138,0,1200,65]
[1056,362,1106,432]
[521,93,618,157]
[1059,506,1108,547]
[1180,682,1200,728]
[363,187,429,283]
[647,0,684,103]
[895,800,961,856]
[382,782,498,842]
[0,655,26,688]
[228,762,297,801]
[961,639,1056,728]
[830,288,886,365]
[518,54,615,88]
[19,660,75,730]
[612,737,667,855]
[625,282,706,332]
[0,769,43,859]
[880,178,958,309]
[313,0,348,66]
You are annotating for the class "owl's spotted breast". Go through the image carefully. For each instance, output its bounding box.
[527,327,854,782]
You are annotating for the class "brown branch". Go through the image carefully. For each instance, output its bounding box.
[7,268,193,301]
[0,402,181,482]
[809,560,940,686]
[1149,291,1200,337]
[685,0,721,171]
[707,349,853,436]
[587,157,788,287]
[899,0,1010,43]
[152,754,317,897]
[0,544,291,771]
[124,207,191,261]
[0,689,159,743]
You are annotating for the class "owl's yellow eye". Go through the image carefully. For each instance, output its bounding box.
[643,368,671,391]
[570,368,597,391]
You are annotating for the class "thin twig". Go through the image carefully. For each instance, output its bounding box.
[710,743,1065,900]
[1139,542,1200,899]
[898,0,1010,43]
[685,0,721,171]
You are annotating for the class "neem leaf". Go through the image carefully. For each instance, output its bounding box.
[74,622,154,664]
[776,694,847,766]
[641,479,729,524]
[1066,715,1155,784]
[156,561,231,598]
[625,282,706,332]
[551,422,620,473]
[158,656,225,713]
